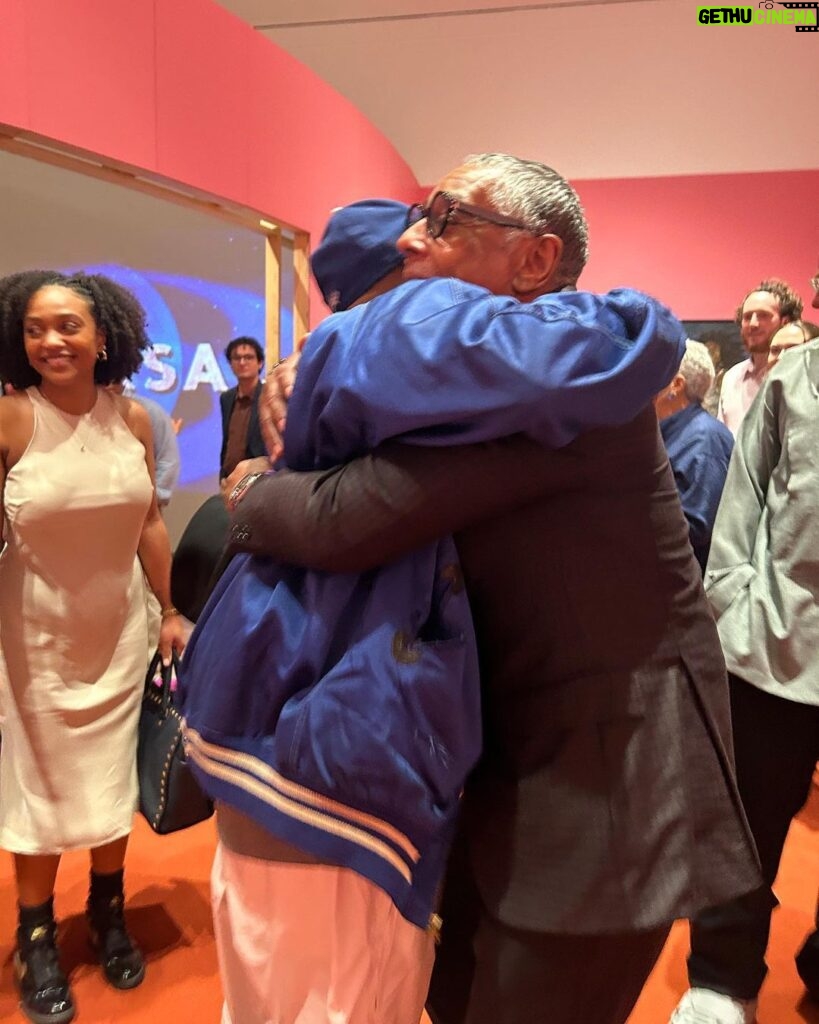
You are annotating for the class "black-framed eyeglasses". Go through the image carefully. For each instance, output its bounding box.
[406,190,531,240]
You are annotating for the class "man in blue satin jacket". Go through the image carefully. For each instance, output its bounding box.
[185,154,760,1024]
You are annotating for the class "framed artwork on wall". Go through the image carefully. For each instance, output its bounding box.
[682,320,744,371]
[682,320,745,416]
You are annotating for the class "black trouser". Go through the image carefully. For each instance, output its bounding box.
[687,674,819,999]
[427,827,670,1024]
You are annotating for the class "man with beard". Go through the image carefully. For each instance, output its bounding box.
[717,279,802,434]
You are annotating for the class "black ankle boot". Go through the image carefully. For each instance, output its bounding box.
[87,874,145,990]
[15,911,75,1024]
[797,928,819,1001]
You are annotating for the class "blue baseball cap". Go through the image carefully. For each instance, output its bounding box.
[311,199,409,312]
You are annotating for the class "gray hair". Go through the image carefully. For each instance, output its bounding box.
[463,153,589,287]
[679,339,715,403]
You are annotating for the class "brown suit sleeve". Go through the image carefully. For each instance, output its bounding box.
[229,434,565,573]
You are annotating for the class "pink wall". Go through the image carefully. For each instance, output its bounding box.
[575,170,818,322]
[419,169,817,322]
[0,0,421,325]
[0,0,814,327]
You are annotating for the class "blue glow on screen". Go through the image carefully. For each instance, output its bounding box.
[64,263,292,487]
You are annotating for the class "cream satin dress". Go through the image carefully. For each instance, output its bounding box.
[0,387,152,854]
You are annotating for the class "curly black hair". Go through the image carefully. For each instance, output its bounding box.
[224,336,264,365]
[0,270,150,389]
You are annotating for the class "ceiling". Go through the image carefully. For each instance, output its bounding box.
[214,0,819,186]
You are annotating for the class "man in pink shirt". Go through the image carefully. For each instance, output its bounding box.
[717,279,802,435]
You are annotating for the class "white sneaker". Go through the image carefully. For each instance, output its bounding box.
[669,987,758,1024]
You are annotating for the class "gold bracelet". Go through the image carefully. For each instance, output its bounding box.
[161,605,180,619]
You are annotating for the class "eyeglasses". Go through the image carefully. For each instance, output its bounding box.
[230,354,259,363]
[406,190,531,240]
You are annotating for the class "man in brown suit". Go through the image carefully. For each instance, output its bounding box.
[226,153,761,1024]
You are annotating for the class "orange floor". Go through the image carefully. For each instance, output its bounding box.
[628,786,819,1024]
[1,786,818,1024]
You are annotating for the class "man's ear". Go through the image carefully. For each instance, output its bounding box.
[670,372,686,396]
[511,233,564,296]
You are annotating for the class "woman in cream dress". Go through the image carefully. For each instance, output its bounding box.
[0,270,186,1024]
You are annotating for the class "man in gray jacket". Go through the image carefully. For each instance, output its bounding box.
[670,338,819,1023]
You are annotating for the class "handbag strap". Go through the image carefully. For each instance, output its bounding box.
[144,649,182,716]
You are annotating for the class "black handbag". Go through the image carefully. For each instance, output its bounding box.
[137,649,214,834]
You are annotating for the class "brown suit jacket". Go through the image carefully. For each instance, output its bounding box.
[229,407,761,933]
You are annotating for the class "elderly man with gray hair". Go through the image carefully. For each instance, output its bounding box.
[214,154,761,1024]
[654,339,734,571]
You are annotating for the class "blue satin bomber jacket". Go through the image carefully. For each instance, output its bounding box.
[179,278,686,929]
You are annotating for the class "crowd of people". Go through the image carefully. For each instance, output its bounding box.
[0,151,817,1024]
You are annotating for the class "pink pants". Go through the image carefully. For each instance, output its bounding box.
[211,841,435,1024]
